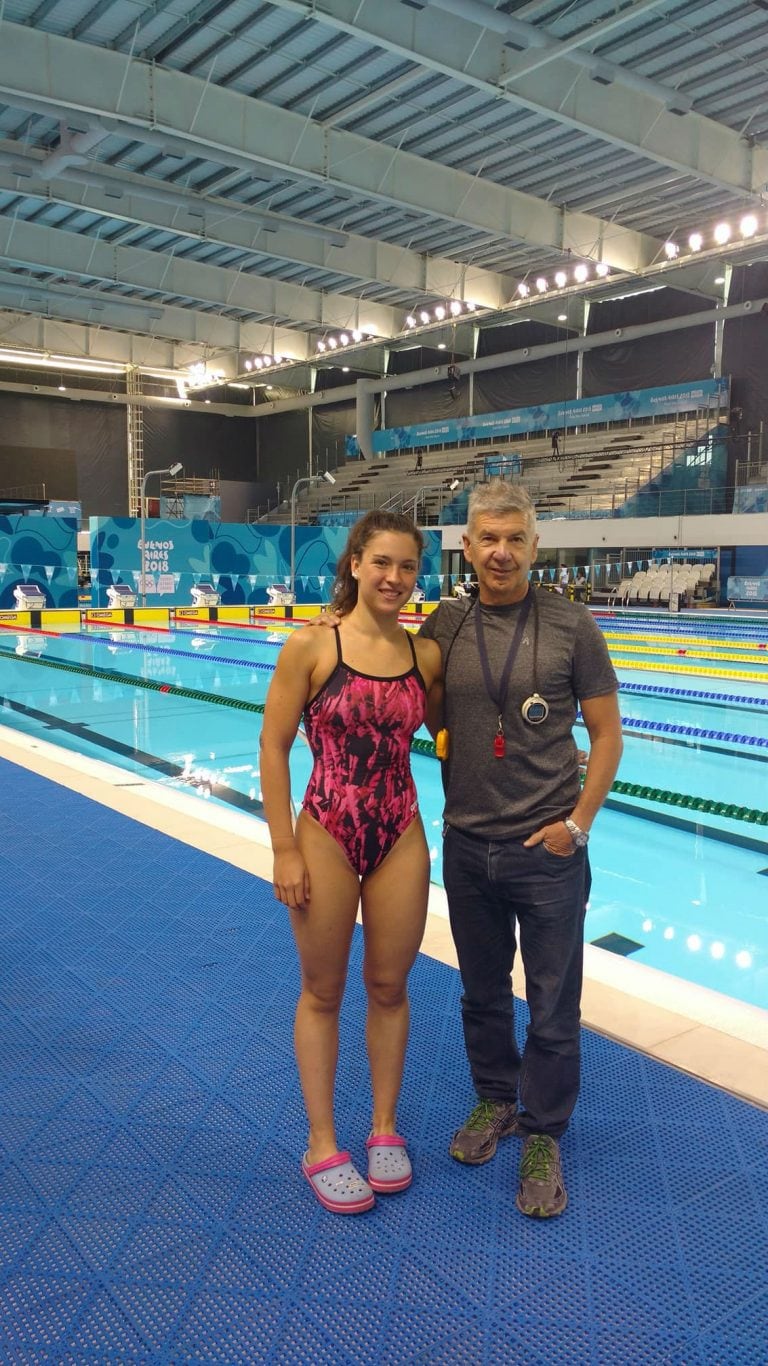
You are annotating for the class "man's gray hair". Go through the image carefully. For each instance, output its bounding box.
[467,479,537,534]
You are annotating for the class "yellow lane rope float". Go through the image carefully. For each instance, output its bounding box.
[602,630,766,653]
[606,641,768,665]
[609,657,768,683]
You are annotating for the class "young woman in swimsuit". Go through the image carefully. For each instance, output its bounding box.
[260,510,442,1215]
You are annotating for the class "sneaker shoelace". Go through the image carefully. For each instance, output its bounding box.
[520,1136,555,1182]
[465,1099,501,1131]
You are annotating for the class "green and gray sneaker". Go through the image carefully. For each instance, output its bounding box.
[516,1134,567,1218]
[449,1098,520,1165]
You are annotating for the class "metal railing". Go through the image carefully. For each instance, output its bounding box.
[0,482,47,500]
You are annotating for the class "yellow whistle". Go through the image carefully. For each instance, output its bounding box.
[436,728,450,761]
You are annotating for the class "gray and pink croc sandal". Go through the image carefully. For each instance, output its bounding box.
[366,1133,412,1193]
[301,1151,375,1214]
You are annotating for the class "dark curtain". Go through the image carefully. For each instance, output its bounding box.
[312,401,356,470]
[584,288,716,396]
[142,407,257,481]
[582,325,716,397]
[723,263,768,436]
[587,287,709,333]
[474,320,578,412]
[0,392,125,516]
[386,376,468,427]
[474,353,577,413]
[256,409,310,490]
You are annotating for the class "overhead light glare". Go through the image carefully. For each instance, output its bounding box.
[405,315,416,328]
[352,329,362,342]
[449,300,462,316]
[554,271,567,288]
[437,342,446,350]
[664,241,679,259]
[0,350,126,376]
[557,313,568,321]
[535,277,548,293]
[517,282,530,297]
[435,305,446,320]
[419,310,430,324]
[328,337,338,348]
[688,232,703,252]
[317,340,326,351]
[574,264,589,283]
[339,333,349,346]
[595,263,610,277]
[713,222,730,245]
[740,214,758,238]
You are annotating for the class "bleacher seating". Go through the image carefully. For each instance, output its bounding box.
[255,413,725,529]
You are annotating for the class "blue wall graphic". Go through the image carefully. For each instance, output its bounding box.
[0,516,79,610]
[90,518,444,606]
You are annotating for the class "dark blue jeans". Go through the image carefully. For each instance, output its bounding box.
[443,825,590,1139]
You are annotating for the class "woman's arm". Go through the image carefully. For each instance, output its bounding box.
[260,631,317,908]
[414,637,443,738]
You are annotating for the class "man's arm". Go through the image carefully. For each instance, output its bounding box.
[524,690,622,852]
[569,691,623,833]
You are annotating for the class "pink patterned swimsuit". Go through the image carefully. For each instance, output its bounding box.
[302,627,426,877]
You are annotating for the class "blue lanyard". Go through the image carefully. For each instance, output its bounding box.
[473,589,533,721]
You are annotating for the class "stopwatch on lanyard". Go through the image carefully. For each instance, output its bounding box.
[474,588,549,759]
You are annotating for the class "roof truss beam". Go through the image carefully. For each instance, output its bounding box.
[266,0,768,199]
[0,21,665,277]
[0,139,510,310]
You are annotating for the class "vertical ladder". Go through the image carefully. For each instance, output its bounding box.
[127,369,144,516]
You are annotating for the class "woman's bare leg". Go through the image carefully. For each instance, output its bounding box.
[360,819,430,1135]
[291,812,361,1164]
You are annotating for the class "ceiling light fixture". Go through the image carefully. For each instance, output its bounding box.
[554,271,567,288]
[740,214,758,238]
[688,232,703,252]
[713,222,731,245]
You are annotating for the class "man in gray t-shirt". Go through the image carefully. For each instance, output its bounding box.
[420,481,622,1219]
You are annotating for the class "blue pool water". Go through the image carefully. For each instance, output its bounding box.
[0,614,766,1010]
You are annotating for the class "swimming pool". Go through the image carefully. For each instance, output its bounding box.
[0,612,766,1009]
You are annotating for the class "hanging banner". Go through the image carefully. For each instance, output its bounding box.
[371,377,730,453]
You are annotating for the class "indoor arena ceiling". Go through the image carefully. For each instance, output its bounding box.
[0,0,767,398]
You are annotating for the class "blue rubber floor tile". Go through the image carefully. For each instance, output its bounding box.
[1,753,767,1365]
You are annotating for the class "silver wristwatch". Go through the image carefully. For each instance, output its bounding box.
[564,817,589,848]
